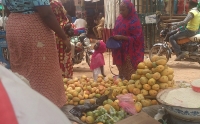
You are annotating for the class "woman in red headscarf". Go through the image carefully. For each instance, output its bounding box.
[50,0,73,78]
[112,0,144,80]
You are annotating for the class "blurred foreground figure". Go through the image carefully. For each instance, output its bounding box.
[0,65,72,124]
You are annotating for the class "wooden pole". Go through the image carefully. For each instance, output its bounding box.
[183,0,186,14]
[169,0,172,19]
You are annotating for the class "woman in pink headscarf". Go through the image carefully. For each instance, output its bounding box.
[112,0,144,80]
[90,40,106,80]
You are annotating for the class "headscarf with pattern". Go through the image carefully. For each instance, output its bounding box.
[90,40,106,70]
[50,0,69,29]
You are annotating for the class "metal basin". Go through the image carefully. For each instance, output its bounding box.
[157,88,200,122]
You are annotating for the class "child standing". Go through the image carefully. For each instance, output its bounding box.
[90,40,106,80]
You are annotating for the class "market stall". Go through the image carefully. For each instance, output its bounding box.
[84,0,104,36]
[63,0,76,17]
[62,55,180,124]
[71,0,122,40]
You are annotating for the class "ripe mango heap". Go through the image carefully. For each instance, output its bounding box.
[131,55,174,97]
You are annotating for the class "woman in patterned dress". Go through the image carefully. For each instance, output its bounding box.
[112,0,144,80]
[50,0,73,78]
[2,0,71,108]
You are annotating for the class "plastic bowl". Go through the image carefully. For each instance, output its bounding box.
[191,79,200,93]
[157,88,200,122]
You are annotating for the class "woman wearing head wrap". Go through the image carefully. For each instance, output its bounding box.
[112,0,144,80]
[50,0,73,78]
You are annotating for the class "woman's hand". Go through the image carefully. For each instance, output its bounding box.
[113,35,125,41]
[64,38,71,53]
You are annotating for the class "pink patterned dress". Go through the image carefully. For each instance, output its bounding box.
[5,12,66,108]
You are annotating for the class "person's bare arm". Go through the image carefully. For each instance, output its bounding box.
[4,6,10,17]
[73,20,77,28]
[35,6,71,52]
[35,6,67,40]
[113,35,129,41]
[100,66,106,77]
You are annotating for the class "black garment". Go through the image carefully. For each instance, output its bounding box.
[164,30,178,41]
[66,14,72,23]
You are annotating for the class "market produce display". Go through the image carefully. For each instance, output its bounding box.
[63,55,175,124]
[81,105,127,124]
[131,55,175,97]
[63,75,112,106]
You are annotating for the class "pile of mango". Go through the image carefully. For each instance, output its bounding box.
[63,75,109,106]
[129,55,174,97]
[63,55,174,108]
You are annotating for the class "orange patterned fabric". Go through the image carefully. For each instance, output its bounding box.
[6,13,66,108]
[50,0,73,78]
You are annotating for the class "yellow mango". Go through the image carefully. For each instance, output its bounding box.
[131,74,141,80]
[158,75,169,83]
[141,89,148,96]
[148,78,156,86]
[159,83,169,89]
[152,84,160,91]
[140,77,148,85]
[136,69,144,75]
[155,65,165,72]
[143,84,151,91]
[144,59,153,68]
[156,59,167,65]
[72,97,80,102]
[161,68,170,76]
[152,72,161,80]
[137,62,146,69]
[132,88,141,95]
[149,90,158,96]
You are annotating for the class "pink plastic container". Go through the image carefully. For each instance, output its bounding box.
[191,79,200,93]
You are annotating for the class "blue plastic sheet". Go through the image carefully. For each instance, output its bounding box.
[0,31,10,69]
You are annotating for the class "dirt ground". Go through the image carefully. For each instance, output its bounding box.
[73,51,200,83]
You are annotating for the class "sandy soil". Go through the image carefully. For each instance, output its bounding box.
[73,52,200,83]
